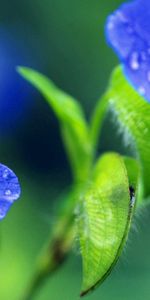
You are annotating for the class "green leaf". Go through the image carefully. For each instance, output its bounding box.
[17,67,92,182]
[90,94,109,152]
[77,153,137,296]
[107,66,150,197]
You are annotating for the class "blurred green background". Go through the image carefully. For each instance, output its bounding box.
[0,0,150,299]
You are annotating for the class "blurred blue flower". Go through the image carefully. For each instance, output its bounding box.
[105,0,150,101]
[0,27,37,134]
[0,163,21,220]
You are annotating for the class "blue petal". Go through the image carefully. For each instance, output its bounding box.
[0,164,21,220]
[105,0,150,101]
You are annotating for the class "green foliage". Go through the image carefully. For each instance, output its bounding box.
[108,66,150,198]
[18,65,149,299]
[17,67,92,183]
[78,153,136,296]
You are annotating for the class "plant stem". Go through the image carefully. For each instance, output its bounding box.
[21,93,109,300]
[90,94,109,154]
[21,186,83,300]
[22,226,74,300]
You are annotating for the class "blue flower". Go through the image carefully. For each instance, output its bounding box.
[0,27,39,135]
[0,164,21,220]
[105,0,150,101]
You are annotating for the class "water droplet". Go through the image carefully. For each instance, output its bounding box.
[130,52,140,70]
[138,86,145,96]
[5,189,11,196]
[148,48,150,55]
[0,164,21,220]
[107,19,114,30]
[116,11,128,23]
[2,169,9,178]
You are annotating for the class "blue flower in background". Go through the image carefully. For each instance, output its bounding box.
[0,27,38,134]
[0,164,21,220]
[106,0,150,102]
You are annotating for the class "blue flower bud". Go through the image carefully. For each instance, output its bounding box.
[105,0,150,101]
[0,164,21,220]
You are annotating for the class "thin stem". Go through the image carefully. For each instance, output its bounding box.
[21,185,83,300]
[61,124,93,184]
[21,93,110,300]
[22,225,74,300]
[90,94,109,154]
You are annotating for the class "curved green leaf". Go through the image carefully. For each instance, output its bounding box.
[77,153,137,296]
[17,67,92,182]
[108,66,150,197]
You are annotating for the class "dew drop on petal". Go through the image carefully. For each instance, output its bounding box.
[105,1,150,102]
[107,16,115,30]
[130,52,140,70]
[0,164,21,220]
[116,11,128,24]
[5,189,12,196]
[3,169,9,178]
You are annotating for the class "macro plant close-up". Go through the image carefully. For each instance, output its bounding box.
[1,0,150,300]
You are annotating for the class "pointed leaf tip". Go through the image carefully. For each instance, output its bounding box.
[18,66,92,181]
